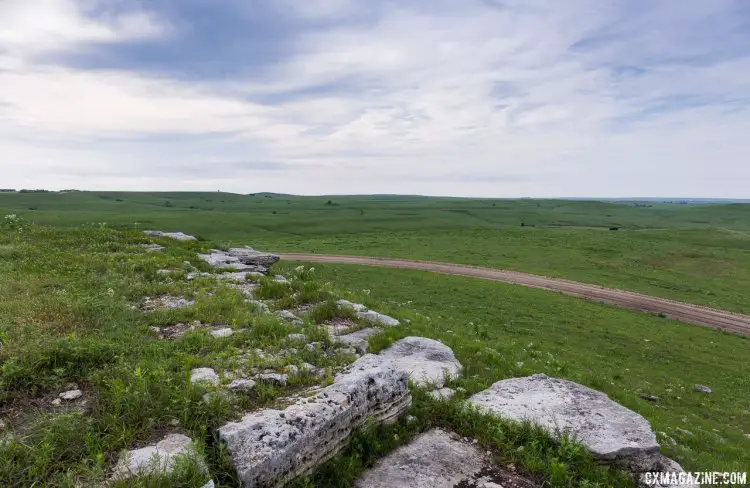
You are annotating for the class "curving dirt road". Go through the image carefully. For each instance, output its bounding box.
[279,253,750,337]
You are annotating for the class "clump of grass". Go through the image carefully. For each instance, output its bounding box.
[254,278,293,300]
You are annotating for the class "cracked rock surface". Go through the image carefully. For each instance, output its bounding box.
[468,374,660,461]
[218,355,411,488]
[355,429,538,488]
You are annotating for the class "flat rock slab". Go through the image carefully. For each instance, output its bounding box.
[198,249,273,273]
[342,337,462,388]
[210,328,235,338]
[142,243,165,252]
[337,299,368,312]
[355,429,538,488]
[218,355,411,488]
[191,368,220,386]
[468,374,660,461]
[110,433,205,481]
[141,295,195,312]
[356,310,400,327]
[335,328,378,353]
[143,230,197,241]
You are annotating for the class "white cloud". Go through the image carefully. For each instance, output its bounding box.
[0,0,749,197]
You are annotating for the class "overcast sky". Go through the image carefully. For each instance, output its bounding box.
[1,0,748,197]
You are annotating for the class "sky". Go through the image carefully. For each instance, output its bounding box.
[1,0,749,198]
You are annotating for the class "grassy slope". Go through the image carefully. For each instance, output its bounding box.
[0,225,636,487]
[273,261,750,474]
[2,192,750,312]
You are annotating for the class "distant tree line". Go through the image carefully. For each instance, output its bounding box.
[0,189,15,192]
[18,189,51,193]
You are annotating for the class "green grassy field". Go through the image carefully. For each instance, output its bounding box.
[0,220,748,487]
[2,191,750,312]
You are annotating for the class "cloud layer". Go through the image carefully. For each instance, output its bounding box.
[1,0,748,197]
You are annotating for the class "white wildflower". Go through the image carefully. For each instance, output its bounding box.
[106,288,115,297]
[295,265,304,272]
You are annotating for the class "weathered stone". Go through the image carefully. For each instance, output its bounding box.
[468,374,660,461]
[142,243,165,252]
[694,384,712,394]
[334,328,377,353]
[305,342,324,352]
[356,310,400,327]
[198,249,270,273]
[257,373,288,386]
[143,230,197,241]
[355,429,538,488]
[59,389,83,401]
[218,271,265,281]
[141,295,195,312]
[428,388,456,401]
[287,333,307,342]
[229,282,260,298]
[218,356,411,488]
[246,300,270,313]
[110,433,205,481]
[187,271,213,281]
[323,318,355,336]
[273,275,289,283]
[341,337,461,388]
[191,368,220,386]
[300,363,324,377]
[226,248,280,268]
[337,299,368,312]
[640,394,660,402]
[210,328,235,339]
[276,310,303,325]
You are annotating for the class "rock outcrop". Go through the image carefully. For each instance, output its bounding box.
[355,429,538,488]
[143,230,197,241]
[468,374,659,461]
[218,356,411,487]
[110,433,209,482]
[198,248,279,273]
[335,328,378,353]
[356,310,400,327]
[341,337,461,388]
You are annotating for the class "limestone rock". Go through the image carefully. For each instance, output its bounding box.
[226,248,280,268]
[287,333,307,342]
[110,433,205,481]
[210,328,234,338]
[337,299,368,312]
[468,374,660,461]
[273,275,289,284]
[694,384,712,394]
[428,388,456,401]
[218,356,411,488]
[227,379,257,396]
[198,249,272,273]
[191,368,220,386]
[257,373,288,386]
[276,310,303,325]
[356,310,400,327]
[335,328,378,353]
[143,230,197,241]
[141,295,194,312]
[59,389,83,401]
[341,337,461,388]
[355,429,538,488]
[142,243,164,252]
